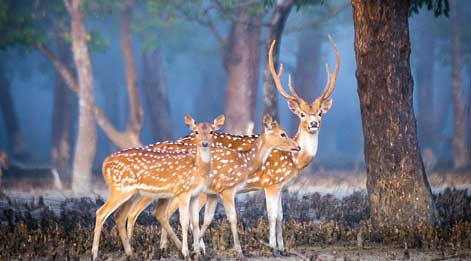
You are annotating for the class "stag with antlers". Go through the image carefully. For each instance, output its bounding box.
[115,35,339,257]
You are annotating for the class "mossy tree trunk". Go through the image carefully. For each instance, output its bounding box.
[351,0,437,227]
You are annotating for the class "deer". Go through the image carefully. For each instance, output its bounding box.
[91,115,225,260]
[127,35,338,256]
[117,114,300,259]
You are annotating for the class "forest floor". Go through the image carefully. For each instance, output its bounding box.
[1,169,470,260]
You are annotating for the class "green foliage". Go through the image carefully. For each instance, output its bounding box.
[410,0,449,17]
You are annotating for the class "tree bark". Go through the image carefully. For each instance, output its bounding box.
[262,0,294,121]
[51,36,75,177]
[142,48,172,141]
[450,0,469,169]
[290,29,322,134]
[66,0,96,195]
[224,8,261,134]
[415,23,435,153]
[351,0,436,227]
[0,61,27,159]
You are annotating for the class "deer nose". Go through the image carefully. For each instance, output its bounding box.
[202,141,209,147]
[310,121,319,128]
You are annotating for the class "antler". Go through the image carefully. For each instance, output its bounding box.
[268,40,302,102]
[319,35,340,101]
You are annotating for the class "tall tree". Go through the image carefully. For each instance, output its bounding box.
[224,6,261,134]
[0,60,28,159]
[142,47,172,141]
[449,0,469,169]
[262,0,295,121]
[351,0,437,227]
[51,36,75,176]
[64,0,96,195]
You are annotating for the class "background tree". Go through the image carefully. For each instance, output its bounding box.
[413,13,436,155]
[51,36,75,177]
[64,0,97,195]
[262,0,294,121]
[0,60,28,160]
[449,0,469,169]
[351,0,441,227]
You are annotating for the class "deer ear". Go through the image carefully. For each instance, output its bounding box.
[320,99,333,113]
[184,115,196,130]
[212,115,225,130]
[263,114,274,131]
[287,100,301,115]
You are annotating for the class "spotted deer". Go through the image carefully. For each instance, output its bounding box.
[91,115,225,260]
[130,35,338,255]
[119,115,300,259]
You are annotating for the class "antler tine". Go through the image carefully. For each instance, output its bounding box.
[268,40,294,100]
[288,74,302,101]
[320,35,340,100]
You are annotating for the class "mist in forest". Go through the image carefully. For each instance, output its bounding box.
[0,0,469,174]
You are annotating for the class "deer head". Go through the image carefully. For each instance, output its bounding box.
[268,35,339,134]
[184,114,225,162]
[260,114,300,153]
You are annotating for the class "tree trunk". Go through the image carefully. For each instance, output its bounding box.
[119,0,143,144]
[51,36,75,177]
[262,0,294,121]
[66,0,97,195]
[415,24,435,154]
[351,0,437,227]
[142,48,172,141]
[0,62,27,160]
[224,8,261,134]
[290,29,322,134]
[450,0,469,169]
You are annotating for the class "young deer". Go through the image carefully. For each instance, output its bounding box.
[129,35,339,255]
[120,115,300,259]
[91,115,225,260]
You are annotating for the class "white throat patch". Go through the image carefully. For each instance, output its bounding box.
[200,147,211,163]
[298,130,319,157]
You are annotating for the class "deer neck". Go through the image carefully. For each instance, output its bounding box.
[293,127,319,170]
[195,146,211,177]
[239,137,272,174]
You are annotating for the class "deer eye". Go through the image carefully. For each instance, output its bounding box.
[194,131,199,135]
[300,112,305,118]
[210,131,214,134]
[318,111,323,117]
[280,133,286,138]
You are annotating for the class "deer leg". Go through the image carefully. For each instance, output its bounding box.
[276,191,285,251]
[220,189,244,259]
[92,190,134,260]
[190,196,202,258]
[199,194,217,240]
[125,196,154,240]
[177,193,191,259]
[265,187,281,254]
[114,195,139,256]
[154,198,182,250]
